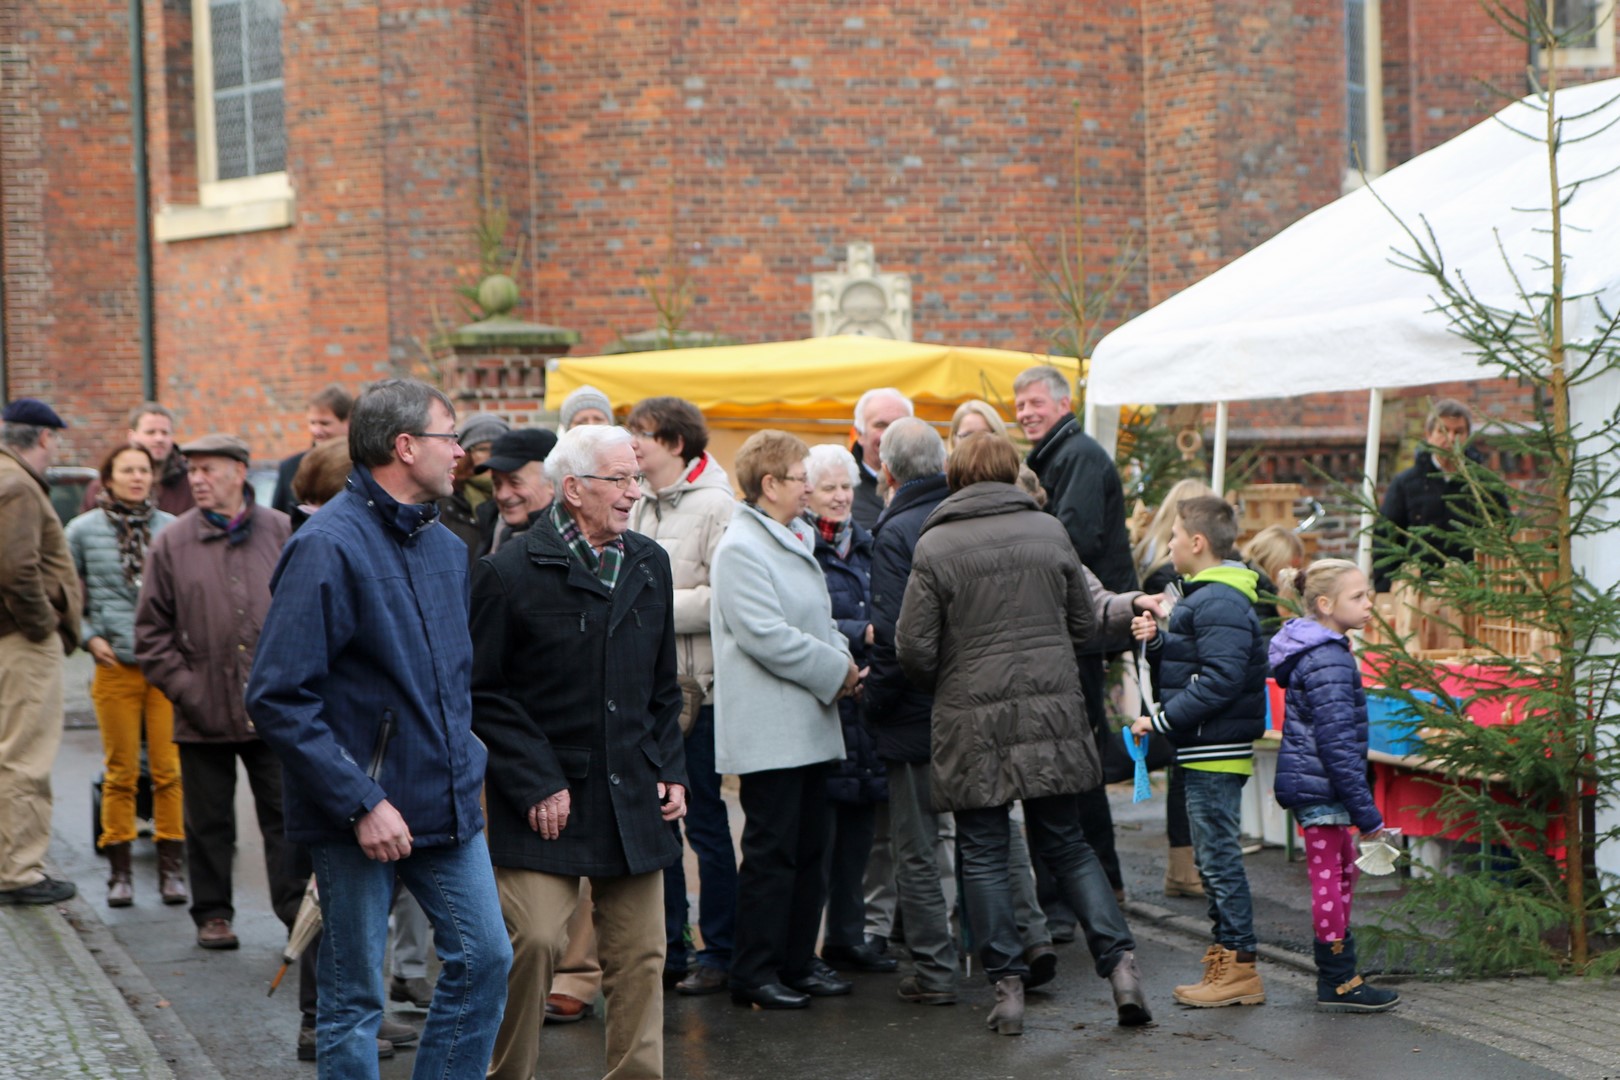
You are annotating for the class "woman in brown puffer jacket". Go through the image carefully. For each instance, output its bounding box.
[896,434,1151,1036]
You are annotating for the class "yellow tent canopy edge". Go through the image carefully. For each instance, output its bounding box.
[543,335,1084,423]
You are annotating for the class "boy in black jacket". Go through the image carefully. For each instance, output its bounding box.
[1130,495,1269,1008]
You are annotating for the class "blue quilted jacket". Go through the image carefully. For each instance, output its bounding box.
[1145,563,1269,765]
[1269,618,1383,832]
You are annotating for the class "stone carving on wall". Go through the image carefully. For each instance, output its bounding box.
[812,242,912,340]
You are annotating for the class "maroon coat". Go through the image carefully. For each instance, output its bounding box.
[135,499,288,742]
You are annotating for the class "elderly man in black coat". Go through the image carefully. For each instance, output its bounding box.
[471,424,687,1080]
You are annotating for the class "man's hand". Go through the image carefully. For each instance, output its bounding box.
[355,799,413,862]
[864,623,875,646]
[527,789,571,840]
[87,637,118,667]
[1129,716,1154,737]
[658,782,687,822]
[1130,612,1159,642]
[1131,593,1168,619]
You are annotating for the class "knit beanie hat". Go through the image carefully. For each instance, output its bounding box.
[560,385,613,430]
[457,412,510,450]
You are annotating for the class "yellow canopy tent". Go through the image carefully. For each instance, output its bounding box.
[545,336,1081,458]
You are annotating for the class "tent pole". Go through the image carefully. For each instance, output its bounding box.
[1357,388,1385,579]
[1211,402,1229,492]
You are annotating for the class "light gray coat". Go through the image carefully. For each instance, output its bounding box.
[66,506,177,663]
[711,502,850,775]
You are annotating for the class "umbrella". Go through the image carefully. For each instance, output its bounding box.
[267,877,321,996]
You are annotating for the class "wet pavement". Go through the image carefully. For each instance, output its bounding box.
[19,651,1610,1078]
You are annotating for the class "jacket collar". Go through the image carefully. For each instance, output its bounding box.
[736,501,819,564]
[1026,411,1079,471]
[349,465,441,541]
[0,445,48,492]
[523,506,655,598]
[874,473,949,532]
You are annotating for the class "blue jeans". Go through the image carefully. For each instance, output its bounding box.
[311,833,512,1079]
[662,706,737,972]
[1183,769,1257,953]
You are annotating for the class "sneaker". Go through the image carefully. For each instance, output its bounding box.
[896,975,956,1005]
[196,918,240,950]
[543,993,593,1023]
[0,876,77,905]
[389,975,433,1010]
[1173,947,1265,1008]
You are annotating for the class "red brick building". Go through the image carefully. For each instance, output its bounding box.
[2,0,1614,463]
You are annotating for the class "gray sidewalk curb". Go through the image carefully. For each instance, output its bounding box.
[56,884,225,1080]
[1123,896,1318,975]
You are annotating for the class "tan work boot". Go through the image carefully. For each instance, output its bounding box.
[1173,946,1265,1008]
[1164,846,1205,898]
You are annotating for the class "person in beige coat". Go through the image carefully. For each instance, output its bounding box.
[896,434,1151,1036]
[628,396,739,996]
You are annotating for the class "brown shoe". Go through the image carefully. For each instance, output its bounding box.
[157,840,189,905]
[106,842,134,908]
[675,966,729,996]
[197,918,239,950]
[1173,946,1264,1008]
[543,993,593,1023]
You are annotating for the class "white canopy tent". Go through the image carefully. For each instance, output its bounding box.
[1086,76,1620,876]
[1087,76,1620,575]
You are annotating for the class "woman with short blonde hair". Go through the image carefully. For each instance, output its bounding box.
[949,400,1010,450]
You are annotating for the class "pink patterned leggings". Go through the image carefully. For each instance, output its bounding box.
[1303,825,1359,944]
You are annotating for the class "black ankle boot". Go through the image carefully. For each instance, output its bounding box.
[1313,937,1399,1013]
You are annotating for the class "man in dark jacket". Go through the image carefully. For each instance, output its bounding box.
[136,434,298,952]
[436,411,509,569]
[1016,364,1136,917]
[864,417,959,1003]
[246,381,512,1078]
[472,424,687,1080]
[79,402,195,517]
[270,383,353,526]
[1373,399,1505,592]
[850,387,914,530]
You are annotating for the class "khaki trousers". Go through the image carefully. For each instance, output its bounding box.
[551,879,605,1001]
[0,633,63,890]
[91,660,183,846]
[489,867,665,1080]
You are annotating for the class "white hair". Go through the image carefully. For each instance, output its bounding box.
[805,443,859,488]
[545,425,635,488]
[879,416,946,483]
[853,387,914,434]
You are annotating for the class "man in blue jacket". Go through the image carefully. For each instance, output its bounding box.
[247,379,512,1079]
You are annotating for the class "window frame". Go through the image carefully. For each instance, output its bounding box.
[1539,1,1617,70]
[1342,0,1386,192]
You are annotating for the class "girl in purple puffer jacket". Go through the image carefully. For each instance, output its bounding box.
[1270,559,1400,1014]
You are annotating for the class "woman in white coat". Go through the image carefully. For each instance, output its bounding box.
[712,430,859,1010]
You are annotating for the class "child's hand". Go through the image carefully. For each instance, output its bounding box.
[1131,612,1158,642]
[1129,716,1153,737]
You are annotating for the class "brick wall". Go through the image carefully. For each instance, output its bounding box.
[0,0,145,464]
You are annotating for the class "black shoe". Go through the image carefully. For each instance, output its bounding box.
[821,942,899,974]
[0,876,76,905]
[730,982,811,1009]
[676,965,729,996]
[663,965,689,990]
[1048,921,1076,944]
[389,975,433,1010]
[784,965,853,997]
[1023,944,1059,989]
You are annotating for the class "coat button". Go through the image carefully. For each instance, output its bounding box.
[610,773,621,786]
[607,700,617,712]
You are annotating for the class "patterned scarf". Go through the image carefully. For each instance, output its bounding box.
[550,501,624,590]
[806,511,854,561]
[201,489,256,546]
[95,487,156,587]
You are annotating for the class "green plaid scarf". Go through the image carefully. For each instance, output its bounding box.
[551,502,624,590]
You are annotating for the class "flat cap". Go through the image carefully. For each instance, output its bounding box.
[179,433,251,465]
[477,427,558,474]
[1,398,67,428]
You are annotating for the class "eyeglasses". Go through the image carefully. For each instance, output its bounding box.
[580,473,647,491]
[410,431,460,442]
[777,473,809,486]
